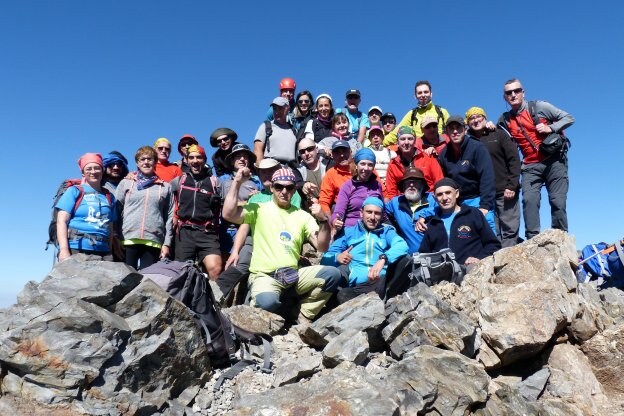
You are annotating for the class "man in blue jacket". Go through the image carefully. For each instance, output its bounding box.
[438,115,496,234]
[322,196,409,303]
[420,178,501,267]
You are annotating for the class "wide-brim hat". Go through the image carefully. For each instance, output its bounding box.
[210,127,238,147]
[225,143,257,166]
[398,167,427,189]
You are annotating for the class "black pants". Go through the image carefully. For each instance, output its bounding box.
[124,245,161,270]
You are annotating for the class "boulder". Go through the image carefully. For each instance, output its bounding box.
[474,383,543,416]
[322,329,369,367]
[222,305,285,336]
[581,323,624,395]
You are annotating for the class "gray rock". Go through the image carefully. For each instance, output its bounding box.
[272,353,323,387]
[222,305,285,336]
[474,383,543,416]
[322,329,369,368]
[299,292,385,349]
[382,283,477,359]
[599,287,624,325]
[581,323,624,395]
[517,367,550,401]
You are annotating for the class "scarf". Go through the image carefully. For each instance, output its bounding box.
[316,113,332,128]
[136,171,157,190]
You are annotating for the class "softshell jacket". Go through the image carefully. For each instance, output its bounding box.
[321,220,408,286]
[438,136,496,211]
[319,164,352,213]
[115,175,175,246]
[384,152,444,200]
[419,205,501,265]
[385,192,437,254]
[471,128,520,195]
[384,101,450,145]
[331,175,384,228]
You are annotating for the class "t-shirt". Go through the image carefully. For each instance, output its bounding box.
[254,121,297,163]
[243,200,318,274]
[440,210,458,238]
[219,175,262,202]
[336,108,370,139]
[248,190,302,208]
[56,184,116,252]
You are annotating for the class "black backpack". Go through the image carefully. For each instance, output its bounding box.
[141,260,272,387]
[410,104,447,130]
[410,249,465,287]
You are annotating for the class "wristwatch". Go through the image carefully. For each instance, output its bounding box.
[378,254,388,262]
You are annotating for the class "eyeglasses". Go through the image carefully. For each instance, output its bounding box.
[298,146,316,155]
[84,166,103,173]
[298,99,310,104]
[504,88,524,96]
[383,120,395,125]
[138,157,154,163]
[273,183,296,192]
[157,146,171,151]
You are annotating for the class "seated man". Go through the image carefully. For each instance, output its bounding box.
[385,167,436,255]
[222,166,340,324]
[420,178,501,268]
[322,197,408,303]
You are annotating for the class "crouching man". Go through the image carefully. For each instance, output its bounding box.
[222,166,340,324]
[321,197,409,303]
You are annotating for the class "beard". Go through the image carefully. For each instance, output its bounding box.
[404,188,422,202]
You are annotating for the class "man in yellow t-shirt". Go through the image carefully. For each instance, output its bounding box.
[222,167,340,323]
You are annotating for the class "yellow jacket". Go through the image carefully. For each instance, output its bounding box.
[383,102,449,146]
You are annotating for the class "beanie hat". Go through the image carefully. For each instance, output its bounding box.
[354,148,376,164]
[271,167,296,183]
[434,177,460,191]
[397,126,415,137]
[465,107,487,122]
[154,137,171,148]
[187,144,206,158]
[78,153,103,171]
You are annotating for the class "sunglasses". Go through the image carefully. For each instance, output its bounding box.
[504,88,524,96]
[298,99,310,104]
[298,145,316,155]
[383,120,395,124]
[424,124,438,129]
[216,137,231,144]
[157,146,171,151]
[273,183,296,192]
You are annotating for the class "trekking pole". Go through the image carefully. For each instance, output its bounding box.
[578,239,624,266]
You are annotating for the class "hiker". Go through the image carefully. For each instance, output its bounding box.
[498,78,575,240]
[466,107,521,247]
[56,153,118,262]
[218,144,262,255]
[417,116,448,158]
[335,89,370,143]
[384,80,450,145]
[367,106,383,129]
[385,167,437,254]
[254,97,298,167]
[322,196,409,303]
[153,138,182,182]
[175,134,199,172]
[297,138,327,209]
[115,146,174,270]
[102,151,129,192]
[420,178,501,267]
[222,167,340,323]
[292,90,315,134]
[303,93,334,143]
[266,77,296,122]
[384,126,444,201]
[366,126,395,186]
[318,140,354,215]
[170,144,223,280]
[438,115,497,234]
[331,148,383,232]
[210,127,240,177]
[317,112,362,161]
[381,112,396,137]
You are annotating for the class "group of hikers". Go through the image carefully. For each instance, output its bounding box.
[53,77,575,324]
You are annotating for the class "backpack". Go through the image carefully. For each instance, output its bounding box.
[46,179,113,250]
[140,260,272,388]
[577,241,624,285]
[410,105,447,131]
[410,249,465,287]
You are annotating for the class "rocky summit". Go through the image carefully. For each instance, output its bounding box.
[1,230,624,415]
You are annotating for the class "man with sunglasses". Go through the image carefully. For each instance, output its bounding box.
[498,79,575,240]
[223,166,340,324]
[297,138,326,205]
[102,151,129,192]
[153,137,182,182]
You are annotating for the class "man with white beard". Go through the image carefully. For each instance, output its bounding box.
[385,167,436,255]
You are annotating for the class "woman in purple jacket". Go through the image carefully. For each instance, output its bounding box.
[331,148,383,232]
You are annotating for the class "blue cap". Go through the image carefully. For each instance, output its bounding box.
[332,140,350,151]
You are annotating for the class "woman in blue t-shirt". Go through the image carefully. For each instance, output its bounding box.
[56,153,117,261]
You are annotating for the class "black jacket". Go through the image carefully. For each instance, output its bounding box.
[470,128,520,195]
[419,205,501,264]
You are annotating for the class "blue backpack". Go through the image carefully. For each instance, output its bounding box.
[577,240,624,285]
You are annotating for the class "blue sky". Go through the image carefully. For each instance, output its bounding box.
[1,1,622,307]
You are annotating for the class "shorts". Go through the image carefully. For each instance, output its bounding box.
[175,226,221,263]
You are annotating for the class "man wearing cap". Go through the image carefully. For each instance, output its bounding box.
[322,196,409,303]
[418,116,449,158]
[384,80,450,146]
[385,167,437,255]
[223,166,340,323]
[384,126,444,201]
[420,178,501,266]
[381,112,397,136]
[266,77,296,122]
[170,144,223,280]
[175,134,199,172]
[153,138,182,182]
[318,140,353,214]
[210,127,240,177]
[438,115,496,233]
[466,107,521,247]
[336,89,370,144]
[498,78,574,240]
[297,138,327,208]
[254,97,298,168]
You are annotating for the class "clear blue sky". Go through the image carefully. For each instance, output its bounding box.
[1,1,622,307]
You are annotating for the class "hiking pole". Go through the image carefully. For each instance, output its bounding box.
[578,239,624,266]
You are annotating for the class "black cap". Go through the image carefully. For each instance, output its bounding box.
[345,89,361,98]
[381,112,396,122]
[434,178,460,191]
[445,115,466,127]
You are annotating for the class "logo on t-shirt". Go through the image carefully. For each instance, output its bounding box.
[457,225,472,239]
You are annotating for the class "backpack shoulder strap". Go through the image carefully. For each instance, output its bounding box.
[527,100,540,126]
[434,105,446,128]
[410,108,418,127]
[72,185,85,214]
[264,120,273,153]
